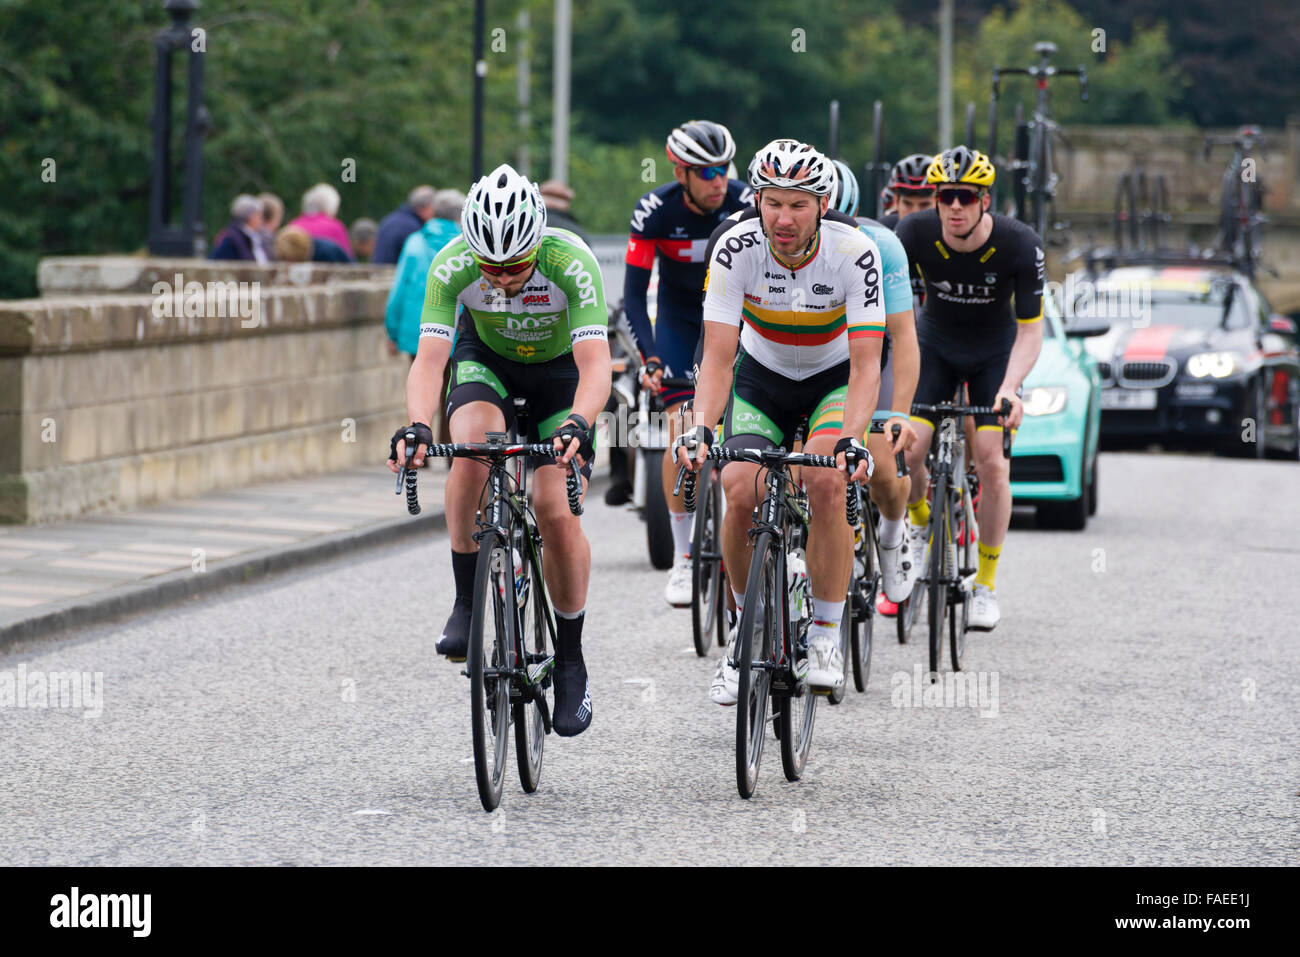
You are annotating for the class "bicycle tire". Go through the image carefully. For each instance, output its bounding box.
[779,597,818,781]
[849,515,876,692]
[644,449,674,570]
[736,530,779,799]
[513,536,547,793]
[469,534,513,812]
[927,482,950,677]
[691,462,724,657]
[949,483,973,671]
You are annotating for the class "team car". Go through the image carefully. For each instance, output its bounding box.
[1069,256,1300,459]
[1009,289,1105,530]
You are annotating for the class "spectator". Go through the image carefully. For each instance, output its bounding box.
[349,218,379,262]
[289,183,353,258]
[384,188,463,358]
[373,185,436,264]
[258,192,284,254]
[211,194,272,263]
[539,179,589,244]
[274,225,350,263]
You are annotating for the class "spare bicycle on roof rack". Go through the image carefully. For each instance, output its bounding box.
[988,40,1089,245]
[1204,125,1270,280]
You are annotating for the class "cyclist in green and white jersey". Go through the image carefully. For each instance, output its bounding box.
[386,164,611,737]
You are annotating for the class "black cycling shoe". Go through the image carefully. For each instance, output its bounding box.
[435,597,473,661]
[552,651,592,737]
[604,480,633,507]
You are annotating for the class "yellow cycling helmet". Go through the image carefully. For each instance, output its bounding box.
[925,146,996,188]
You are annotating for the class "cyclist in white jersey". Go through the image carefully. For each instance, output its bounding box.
[676,139,885,703]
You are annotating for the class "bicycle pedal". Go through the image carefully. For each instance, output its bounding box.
[459,668,471,677]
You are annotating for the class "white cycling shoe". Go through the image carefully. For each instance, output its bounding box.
[804,627,844,691]
[878,530,917,603]
[709,624,741,706]
[968,584,1000,632]
[664,555,693,607]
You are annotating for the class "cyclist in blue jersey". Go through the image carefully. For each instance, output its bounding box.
[828,159,921,602]
[624,120,753,606]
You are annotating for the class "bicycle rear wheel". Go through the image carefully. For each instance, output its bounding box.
[469,534,513,812]
[691,462,725,657]
[736,531,779,799]
[850,519,876,691]
[927,484,950,677]
[513,538,548,793]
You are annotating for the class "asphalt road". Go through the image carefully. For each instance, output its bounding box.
[1,452,1295,865]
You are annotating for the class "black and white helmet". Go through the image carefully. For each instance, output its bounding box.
[460,164,547,262]
[665,120,736,167]
[747,139,835,196]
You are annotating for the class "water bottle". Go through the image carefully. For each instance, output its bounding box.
[787,552,809,624]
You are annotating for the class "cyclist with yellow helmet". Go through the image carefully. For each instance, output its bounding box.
[894,146,1045,632]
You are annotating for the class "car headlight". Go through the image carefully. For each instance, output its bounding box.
[1186,351,1240,378]
[1023,385,1068,416]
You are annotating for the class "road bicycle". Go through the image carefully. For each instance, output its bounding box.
[681,441,855,799]
[1204,124,1267,278]
[990,40,1088,243]
[911,400,1010,677]
[396,401,584,812]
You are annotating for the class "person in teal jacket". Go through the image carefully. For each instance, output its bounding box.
[384,189,464,357]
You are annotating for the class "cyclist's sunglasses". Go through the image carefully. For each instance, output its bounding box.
[690,164,729,180]
[474,250,537,276]
[937,187,983,206]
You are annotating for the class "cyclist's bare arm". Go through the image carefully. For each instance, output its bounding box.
[885,306,920,448]
[996,320,1044,429]
[556,337,613,466]
[679,320,739,468]
[390,336,452,471]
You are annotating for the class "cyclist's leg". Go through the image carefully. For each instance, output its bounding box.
[439,338,515,657]
[654,302,701,570]
[530,361,596,736]
[718,356,792,616]
[803,383,853,605]
[966,353,1012,631]
[866,357,907,524]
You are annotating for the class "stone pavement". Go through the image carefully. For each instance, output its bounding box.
[0,465,449,647]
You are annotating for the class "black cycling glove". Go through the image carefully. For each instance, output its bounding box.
[834,436,874,479]
[553,413,596,462]
[388,422,434,463]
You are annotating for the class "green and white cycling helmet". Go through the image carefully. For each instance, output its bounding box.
[461,163,547,262]
[747,139,835,196]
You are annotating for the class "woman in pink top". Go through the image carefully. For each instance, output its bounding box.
[289,183,353,258]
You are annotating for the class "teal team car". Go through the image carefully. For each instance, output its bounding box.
[1008,291,1107,530]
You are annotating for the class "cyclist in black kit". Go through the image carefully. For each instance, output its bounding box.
[894,147,1045,633]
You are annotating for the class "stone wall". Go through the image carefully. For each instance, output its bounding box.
[0,272,406,524]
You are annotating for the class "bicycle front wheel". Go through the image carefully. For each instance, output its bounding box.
[470,535,514,812]
[736,531,779,799]
[927,485,950,678]
[950,486,974,671]
[850,523,875,691]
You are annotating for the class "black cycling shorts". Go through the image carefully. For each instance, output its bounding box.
[718,352,850,463]
[445,324,594,478]
[911,335,1010,429]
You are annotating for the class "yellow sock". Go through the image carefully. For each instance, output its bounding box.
[907,500,930,527]
[976,542,1002,591]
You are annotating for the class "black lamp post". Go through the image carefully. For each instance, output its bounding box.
[147,0,210,257]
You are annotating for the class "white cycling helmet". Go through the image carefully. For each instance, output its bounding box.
[747,139,835,196]
[666,120,736,167]
[461,163,547,262]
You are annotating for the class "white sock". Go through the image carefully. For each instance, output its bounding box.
[732,588,745,614]
[878,515,903,548]
[811,598,844,626]
[669,510,692,558]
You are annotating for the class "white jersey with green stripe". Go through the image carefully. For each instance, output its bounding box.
[419,227,608,364]
[701,209,886,381]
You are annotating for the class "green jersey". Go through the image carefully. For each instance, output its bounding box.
[419,228,609,363]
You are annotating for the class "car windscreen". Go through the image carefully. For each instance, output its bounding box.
[1091,282,1251,332]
